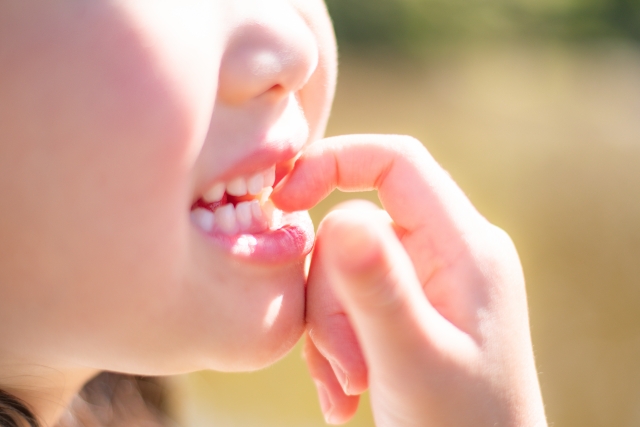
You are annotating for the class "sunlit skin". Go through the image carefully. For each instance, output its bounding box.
[273,135,548,426]
[0,0,335,423]
[0,1,546,426]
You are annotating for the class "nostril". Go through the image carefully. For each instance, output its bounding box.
[266,84,286,99]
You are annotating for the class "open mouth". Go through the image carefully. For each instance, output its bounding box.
[190,165,283,236]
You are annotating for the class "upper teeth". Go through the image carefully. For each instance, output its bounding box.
[203,165,276,202]
[192,165,282,236]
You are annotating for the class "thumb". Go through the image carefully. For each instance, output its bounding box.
[317,209,443,375]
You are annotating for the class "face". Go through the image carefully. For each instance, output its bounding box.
[0,0,336,373]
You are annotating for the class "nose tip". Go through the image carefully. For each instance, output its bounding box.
[217,9,319,106]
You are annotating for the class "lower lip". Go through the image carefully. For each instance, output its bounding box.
[200,210,315,264]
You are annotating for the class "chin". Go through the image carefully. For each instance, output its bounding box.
[190,263,308,373]
[233,314,306,372]
[202,303,306,373]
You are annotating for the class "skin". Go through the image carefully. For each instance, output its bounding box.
[273,135,548,426]
[0,0,335,423]
[0,1,546,426]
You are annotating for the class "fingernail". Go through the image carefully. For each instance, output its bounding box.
[328,359,350,395]
[314,381,334,424]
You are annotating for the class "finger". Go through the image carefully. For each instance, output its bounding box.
[303,334,360,425]
[316,209,474,379]
[272,134,485,252]
[306,201,381,396]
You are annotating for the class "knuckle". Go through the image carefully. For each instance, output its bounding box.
[486,224,518,258]
[392,135,426,156]
[472,223,524,281]
[387,135,436,172]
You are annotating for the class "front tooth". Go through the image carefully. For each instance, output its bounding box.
[250,200,267,227]
[191,208,215,232]
[203,182,225,202]
[214,204,238,235]
[250,200,263,220]
[235,201,253,231]
[263,166,276,188]
[247,172,264,195]
[226,177,247,196]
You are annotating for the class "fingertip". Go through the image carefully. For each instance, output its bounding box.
[270,174,298,212]
[306,231,370,396]
[306,316,368,396]
[313,380,360,425]
[304,336,361,424]
[271,155,324,212]
[327,357,368,396]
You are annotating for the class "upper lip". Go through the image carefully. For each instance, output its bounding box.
[215,143,299,184]
[194,93,309,204]
[193,133,307,206]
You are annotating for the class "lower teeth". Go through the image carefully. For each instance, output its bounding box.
[190,198,281,236]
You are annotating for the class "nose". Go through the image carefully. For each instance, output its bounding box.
[216,3,319,105]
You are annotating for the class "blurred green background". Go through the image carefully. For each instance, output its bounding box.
[326,0,640,49]
[175,1,640,426]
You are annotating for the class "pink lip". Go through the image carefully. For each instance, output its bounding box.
[197,116,309,196]
[194,100,312,263]
[200,210,314,264]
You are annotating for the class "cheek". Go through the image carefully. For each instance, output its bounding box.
[0,3,216,347]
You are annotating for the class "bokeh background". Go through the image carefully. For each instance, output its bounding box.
[174,1,640,426]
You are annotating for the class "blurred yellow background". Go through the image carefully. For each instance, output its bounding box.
[174,2,640,426]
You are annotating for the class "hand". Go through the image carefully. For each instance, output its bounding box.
[272,135,547,427]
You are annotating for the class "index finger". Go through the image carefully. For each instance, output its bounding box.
[272,134,486,243]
